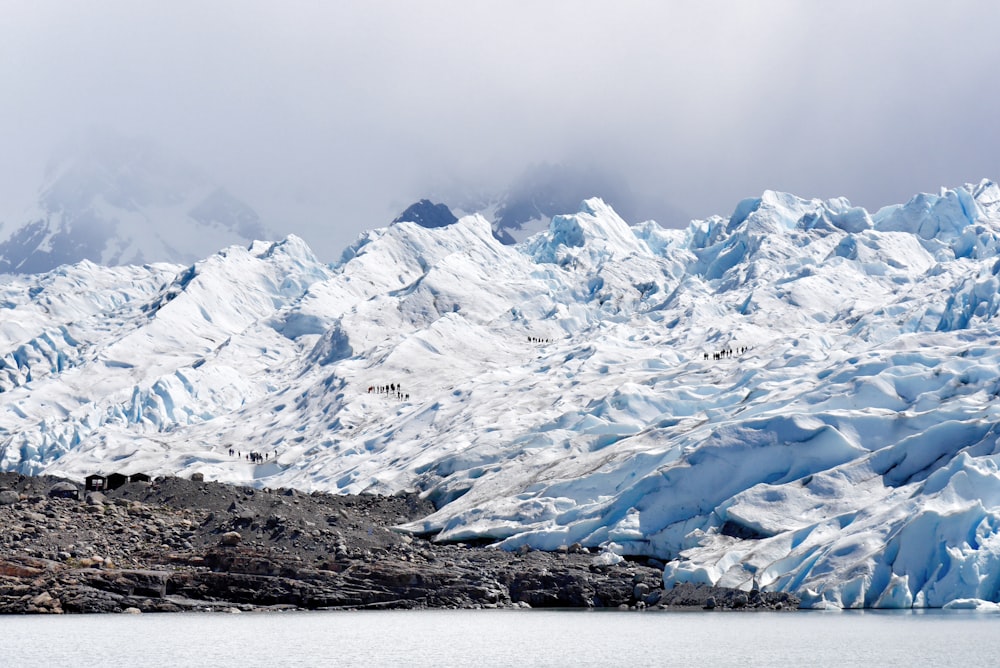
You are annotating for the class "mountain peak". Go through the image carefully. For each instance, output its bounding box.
[0,131,275,274]
[392,199,458,229]
[434,162,690,245]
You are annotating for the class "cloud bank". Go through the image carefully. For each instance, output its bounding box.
[2,1,999,257]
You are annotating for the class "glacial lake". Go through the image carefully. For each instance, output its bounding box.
[4,608,1000,667]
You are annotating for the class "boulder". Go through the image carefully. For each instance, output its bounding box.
[85,491,107,506]
[220,531,242,546]
[48,481,80,500]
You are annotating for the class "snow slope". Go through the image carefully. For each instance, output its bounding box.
[5,182,1000,608]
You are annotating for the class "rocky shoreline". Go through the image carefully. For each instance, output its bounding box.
[0,473,798,614]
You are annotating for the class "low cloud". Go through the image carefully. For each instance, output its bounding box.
[2,1,999,258]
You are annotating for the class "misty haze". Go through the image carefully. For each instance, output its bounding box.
[3,3,1000,262]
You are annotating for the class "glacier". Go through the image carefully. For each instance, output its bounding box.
[5,181,1000,608]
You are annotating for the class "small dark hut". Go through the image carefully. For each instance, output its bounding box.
[85,474,106,492]
[129,472,151,483]
[105,472,128,491]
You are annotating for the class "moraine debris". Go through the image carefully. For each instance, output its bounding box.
[0,473,798,614]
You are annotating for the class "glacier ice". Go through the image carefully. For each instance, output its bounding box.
[4,184,1000,608]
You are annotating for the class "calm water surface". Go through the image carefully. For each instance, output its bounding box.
[3,609,1000,667]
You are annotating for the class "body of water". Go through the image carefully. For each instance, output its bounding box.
[3,609,1000,667]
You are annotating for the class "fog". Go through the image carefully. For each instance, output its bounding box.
[3,1,1000,257]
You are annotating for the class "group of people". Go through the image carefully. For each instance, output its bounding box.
[704,346,750,361]
[228,448,276,463]
[368,383,409,401]
[527,336,553,343]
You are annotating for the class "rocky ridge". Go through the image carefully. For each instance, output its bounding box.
[0,474,796,613]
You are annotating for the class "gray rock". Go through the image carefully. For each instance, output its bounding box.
[85,492,106,506]
[0,489,20,505]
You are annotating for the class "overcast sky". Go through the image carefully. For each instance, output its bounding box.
[3,1,1000,258]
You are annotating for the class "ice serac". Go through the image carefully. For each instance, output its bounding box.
[526,197,649,265]
[7,184,1000,608]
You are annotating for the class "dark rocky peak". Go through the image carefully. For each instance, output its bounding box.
[393,200,458,229]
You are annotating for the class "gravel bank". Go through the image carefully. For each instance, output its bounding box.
[0,473,798,613]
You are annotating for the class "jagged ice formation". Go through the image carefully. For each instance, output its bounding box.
[5,181,1000,608]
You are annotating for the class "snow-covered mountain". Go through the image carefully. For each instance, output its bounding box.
[0,131,273,273]
[446,163,687,244]
[5,181,1000,609]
